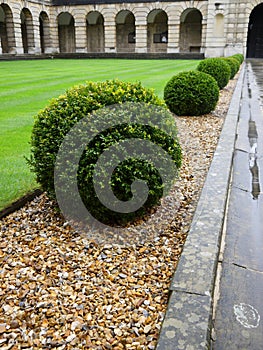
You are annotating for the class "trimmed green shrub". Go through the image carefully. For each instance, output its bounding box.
[164,70,219,116]
[28,79,181,225]
[77,104,181,225]
[197,57,231,89]
[231,53,244,64]
[221,57,240,79]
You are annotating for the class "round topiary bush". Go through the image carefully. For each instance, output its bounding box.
[197,57,231,89]
[163,70,219,116]
[221,57,240,79]
[231,53,244,64]
[28,80,182,226]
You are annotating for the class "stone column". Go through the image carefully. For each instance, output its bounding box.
[204,0,226,57]
[167,21,180,53]
[223,1,243,56]
[49,13,59,54]
[135,23,147,53]
[13,20,24,54]
[32,18,41,54]
[200,16,207,54]
[104,17,116,52]
[75,13,87,53]
[42,21,54,54]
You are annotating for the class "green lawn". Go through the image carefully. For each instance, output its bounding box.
[0,58,200,210]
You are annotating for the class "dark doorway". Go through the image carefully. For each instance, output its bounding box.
[39,12,50,54]
[58,12,76,53]
[0,4,15,53]
[247,3,263,58]
[86,11,104,53]
[179,9,202,53]
[147,10,168,53]
[116,10,135,53]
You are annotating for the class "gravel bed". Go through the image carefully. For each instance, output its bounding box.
[0,77,238,349]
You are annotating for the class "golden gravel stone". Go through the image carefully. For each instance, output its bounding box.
[0,323,6,334]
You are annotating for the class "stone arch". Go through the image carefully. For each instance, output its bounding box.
[21,8,34,54]
[0,3,15,53]
[86,11,104,53]
[179,8,202,53]
[214,13,224,37]
[147,9,168,53]
[247,3,263,58]
[39,11,51,54]
[57,12,76,53]
[116,10,135,53]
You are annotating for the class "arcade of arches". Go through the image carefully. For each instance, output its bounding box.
[0,1,263,58]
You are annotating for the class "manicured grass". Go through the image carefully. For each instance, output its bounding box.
[0,58,200,210]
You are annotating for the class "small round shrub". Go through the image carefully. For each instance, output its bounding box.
[221,57,240,79]
[28,80,181,225]
[231,54,244,64]
[197,57,231,89]
[164,70,219,116]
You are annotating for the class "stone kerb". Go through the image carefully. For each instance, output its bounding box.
[156,64,245,349]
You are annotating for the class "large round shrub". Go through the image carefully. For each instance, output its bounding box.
[164,70,219,116]
[28,80,181,225]
[197,57,231,89]
[221,57,240,79]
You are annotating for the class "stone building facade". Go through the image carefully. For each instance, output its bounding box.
[0,0,263,57]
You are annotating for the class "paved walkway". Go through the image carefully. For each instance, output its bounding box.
[212,60,263,349]
[156,60,263,349]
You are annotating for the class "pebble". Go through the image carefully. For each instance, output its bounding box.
[0,77,238,348]
[0,324,6,334]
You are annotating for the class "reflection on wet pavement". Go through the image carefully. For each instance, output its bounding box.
[248,119,260,199]
[213,60,263,350]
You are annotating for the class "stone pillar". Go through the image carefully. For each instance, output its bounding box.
[200,16,207,54]
[234,8,247,56]
[104,21,116,53]
[223,1,243,56]
[42,22,54,54]
[32,18,41,54]
[13,20,24,54]
[104,29,115,53]
[74,10,87,53]
[167,21,180,53]
[135,24,147,53]
[75,19,87,53]
[205,0,228,57]
[49,13,59,54]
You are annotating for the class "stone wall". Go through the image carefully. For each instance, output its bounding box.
[0,0,261,57]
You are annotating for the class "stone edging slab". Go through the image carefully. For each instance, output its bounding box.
[156,64,246,349]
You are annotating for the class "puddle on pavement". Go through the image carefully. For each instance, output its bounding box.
[248,119,261,199]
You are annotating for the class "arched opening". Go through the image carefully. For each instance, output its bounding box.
[86,11,104,53]
[116,10,135,53]
[147,10,168,53]
[39,12,50,54]
[21,8,34,54]
[179,8,202,53]
[247,3,263,58]
[214,14,224,37]
[58,12,76,53]
[0,4,15,53]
